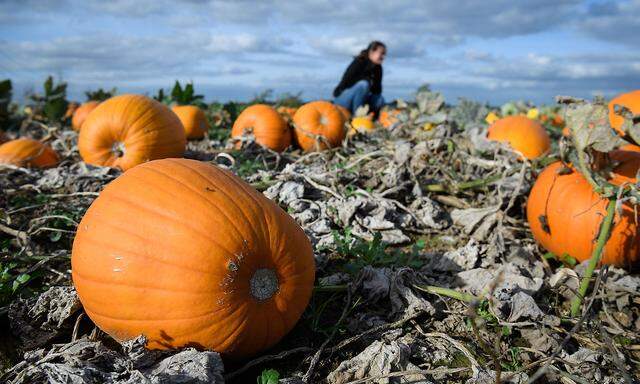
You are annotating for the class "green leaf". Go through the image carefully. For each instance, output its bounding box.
[44,97,69,122]
[44,76,53,95]
[171,81,183,103]
[49,231,63,242]
[12,273,30,292]
[257,369,279,384]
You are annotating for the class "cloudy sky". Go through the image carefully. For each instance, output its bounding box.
[1,0,639,105]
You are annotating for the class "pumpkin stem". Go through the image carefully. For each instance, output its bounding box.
[250,268,279,301]
[570,198,616,317]
[112,142,125,157]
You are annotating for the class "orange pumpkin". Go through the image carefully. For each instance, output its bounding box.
[335,104,351,121]
[487,115,550,159]
[71,158,315,357]
[72,101,100,131]
[65,102,79,120]
[293,101,346,152]
[608,90,640,136]
[379,108,400,129]
[78,94,186,171]
[231,104,290,152]
[172,105,210,140]
[620,143,640,153]
[607,149,640,185]
[527,160,640,269]
[349,116,375,137]
[0,138,59,168]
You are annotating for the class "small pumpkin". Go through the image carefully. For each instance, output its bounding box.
[79,94,186,171]
[65,102,80,120]
[487,115,550,159]
[293,101,346,152]
[485,111,500,125]
[620,143,640,153]
[527,159,640,269]
[335,104,351,121]
[0,138,59,168]
[608,90,640,136]
[350,116,374,135]
[72,101,100,131]
[379,108,400,129]
[172,105,210,140]
[71,158,315,357]
[231,104,290,152]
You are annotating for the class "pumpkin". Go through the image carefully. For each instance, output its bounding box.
[487,115,550,159]
[78,94,186,171]
[0,138,59,168]
[607,148,640,185]
[335,104,351,121]
[65,102,79,120]
[72,101,100,131]
[620,143,640,153]
[608,90,640,136]
[350,116,374,134]
[527,160,640,269]
[293,101,346,152]
[379,108,400,129]
[71,158,315,357]
[485,112,500,125]
[526,108,539,120]
[231,104,290,152]
[172,105,210,140]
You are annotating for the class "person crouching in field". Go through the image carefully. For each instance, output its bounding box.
[333,41,386,117]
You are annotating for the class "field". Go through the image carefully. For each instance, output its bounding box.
[0,78,639,384]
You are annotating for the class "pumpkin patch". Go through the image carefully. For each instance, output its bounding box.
[2,57,640,381]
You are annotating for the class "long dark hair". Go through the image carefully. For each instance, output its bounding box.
[357,41,386,60]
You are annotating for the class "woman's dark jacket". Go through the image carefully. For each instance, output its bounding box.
[333,56,382,97]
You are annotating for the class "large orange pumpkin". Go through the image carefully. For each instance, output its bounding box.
[487,115,550,159]
[0,138,59,168]
[72,101,100,131]
[608,90,640,136]
[71,158,315,357]
[78,94,186,171]
[527,160,640,269]
[293,101,346,152]
[172,105,210,140]
[231,104,290,152]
